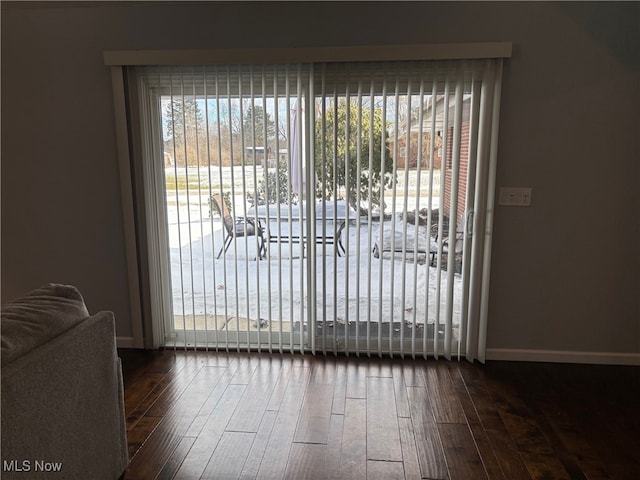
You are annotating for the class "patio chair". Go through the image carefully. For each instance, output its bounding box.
[430,224,464,270]
[210,194,266,260]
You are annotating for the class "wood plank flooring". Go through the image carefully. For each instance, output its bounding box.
[119,349,640,480]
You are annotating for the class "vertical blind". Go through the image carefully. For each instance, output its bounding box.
[122,52,505,362]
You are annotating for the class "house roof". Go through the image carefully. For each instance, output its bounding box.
[413,94,472,132]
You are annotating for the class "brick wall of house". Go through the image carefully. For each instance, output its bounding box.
[388,132,442,170]
[443,123,470,226]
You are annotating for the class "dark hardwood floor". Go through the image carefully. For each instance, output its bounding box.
[118,349,639,480]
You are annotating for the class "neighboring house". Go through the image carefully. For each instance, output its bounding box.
[386,95,470,226]
[425,95,472,226]
[387,130,443,170]
[443,120,470,226]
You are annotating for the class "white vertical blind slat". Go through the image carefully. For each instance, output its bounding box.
[135,70,170,349]
[306,67,316,356]
[247,67,256,349]
[170,71,184,351]
[399,80,412,358]
[377,79,388,358]
[458,74,481,361]
[465,60,494,362]
[477,59,504,363]
[298,71,307,356]
[191,71,206,350]
[424,71,438,358]
[444,68,464,360]
[343,69,351,357]
[333,87,340,356]
[285,67,294,355]
[388,79,400,358]
[271,66,280,354]
[410,76,426,360]
[223,69,235,353]
[201,67,212,351]
[354,80,363,357]
[213,69,226,351]
[433,72,451,359]
[366,79,376,358]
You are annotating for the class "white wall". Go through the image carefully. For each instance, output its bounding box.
[2,2,638,359]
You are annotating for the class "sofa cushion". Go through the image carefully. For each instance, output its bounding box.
[1,284,90,366]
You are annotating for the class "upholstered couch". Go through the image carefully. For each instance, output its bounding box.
[1,284,128,479]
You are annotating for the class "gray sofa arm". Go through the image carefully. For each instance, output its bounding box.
[1,311,128,479]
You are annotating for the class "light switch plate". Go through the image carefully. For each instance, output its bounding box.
[499,187,532,206]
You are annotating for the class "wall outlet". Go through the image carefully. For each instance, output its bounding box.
[499,187,532,206]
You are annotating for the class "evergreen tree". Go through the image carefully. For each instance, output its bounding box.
[314,100,394,212]
[243,104,276,149]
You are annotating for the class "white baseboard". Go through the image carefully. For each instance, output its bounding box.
[116,336,143,349]
[486,348,640,366]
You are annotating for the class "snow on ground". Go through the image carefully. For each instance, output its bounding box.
[168,199,462,326]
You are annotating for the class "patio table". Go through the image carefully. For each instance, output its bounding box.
[246,202,353,257]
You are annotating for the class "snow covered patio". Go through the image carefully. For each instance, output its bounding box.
[168,199,463,340]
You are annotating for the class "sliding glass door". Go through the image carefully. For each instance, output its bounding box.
[126,55,504,361]
[135,65,313,353]
[309,61,497,359]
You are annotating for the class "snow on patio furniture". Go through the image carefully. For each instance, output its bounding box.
[372,220,435,264]
[373,218,463,270]
[210,194,267,260]
[433,228,464,271]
